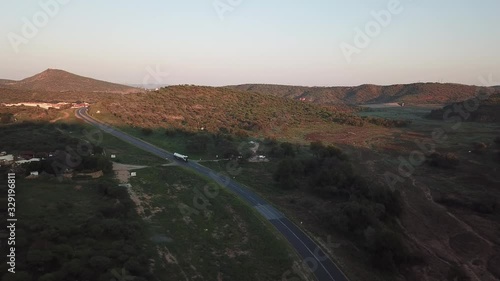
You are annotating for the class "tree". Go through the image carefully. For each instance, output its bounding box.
[426,152,459,168]
[141,128,153,136]
[365,227,409,271]
[0,113,14,124]
[89,256,112,272]
[274,158,300,190]
[1,271,32,281]
[310,141,324,157]
[63,259,84,276]
[26,249,55,269]
[280,142,295,157]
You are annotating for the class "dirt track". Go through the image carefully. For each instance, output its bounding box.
[113,162,148,183]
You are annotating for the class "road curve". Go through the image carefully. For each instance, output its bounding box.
[76,108,349,281]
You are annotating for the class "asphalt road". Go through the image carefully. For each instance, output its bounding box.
[76,108,349,281]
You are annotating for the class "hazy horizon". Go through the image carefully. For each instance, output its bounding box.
[1,0,499,86]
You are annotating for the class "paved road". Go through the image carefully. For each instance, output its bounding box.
[76,108,349,281]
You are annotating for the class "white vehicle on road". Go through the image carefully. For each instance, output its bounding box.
[173,153,188,162]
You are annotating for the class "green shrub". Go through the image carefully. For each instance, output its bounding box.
[472,142,487,154]
[141,128,153,136]
[426,152,459,168]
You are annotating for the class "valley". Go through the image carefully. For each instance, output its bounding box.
[1,69,499,281]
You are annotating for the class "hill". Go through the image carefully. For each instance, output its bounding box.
[89,86,408,138]
[0,79,14,84]
[229,83,499,105]
[428,92,500,122]
[0,86,106,104]
[1,69,140,94]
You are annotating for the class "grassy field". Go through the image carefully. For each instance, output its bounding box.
[127,165,310,281]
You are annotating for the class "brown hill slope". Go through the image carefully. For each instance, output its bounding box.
[90,86,407,137]
[0,79,14,85]
[1,69,140,94]
[229,83,499,105]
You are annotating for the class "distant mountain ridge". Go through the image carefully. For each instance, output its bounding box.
[0,79,15,84]
[228,83,500,105]
[1,69,140,94]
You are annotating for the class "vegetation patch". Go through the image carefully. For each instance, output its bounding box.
[127,166,301,280]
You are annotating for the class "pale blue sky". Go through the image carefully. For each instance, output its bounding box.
[1,0,499,86]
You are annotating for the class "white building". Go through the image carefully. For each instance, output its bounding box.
[15,158,41,165]
[0,155,14,162]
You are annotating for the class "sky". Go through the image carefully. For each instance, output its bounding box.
[1,0,499,86]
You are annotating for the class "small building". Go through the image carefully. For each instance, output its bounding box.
[0,154,14,162]
[130,172,137,177]
[111,154,116,159]
[15,158,41,165]
[26,171,40,179]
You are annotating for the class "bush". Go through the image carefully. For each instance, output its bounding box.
[279,142,296,157]
[1,271,32,281]
[426,152,459,168]
[472,142,487,154]
[89,256,112,272]
[186,133,211,153]
[472,196,497,214]
[446,265,469,281]
[365,227,409,272]
[38,273,57,281]
[0,113,14,124]
[141,128,153,136]
[273,158,301,190]
[164,127,177,137]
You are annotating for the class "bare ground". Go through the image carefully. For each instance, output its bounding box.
[112,162,148,183]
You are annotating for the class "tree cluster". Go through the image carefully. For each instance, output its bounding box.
[426,152,459,169]
[0,180,152,281]
[272,141,412,271]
